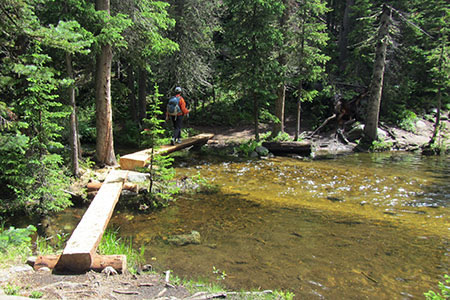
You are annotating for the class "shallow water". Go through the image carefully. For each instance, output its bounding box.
[52,152,449,299]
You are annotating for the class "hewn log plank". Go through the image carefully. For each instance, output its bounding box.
[262,141,312,156]
[120,133,214,170]
[34,254,127,273]
[56,169,128,272]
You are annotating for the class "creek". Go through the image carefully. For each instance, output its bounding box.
[52,152,449,299]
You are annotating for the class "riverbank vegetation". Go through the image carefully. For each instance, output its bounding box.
[1,0,448,221]
[0,0,448,297]
[0,224,295,299]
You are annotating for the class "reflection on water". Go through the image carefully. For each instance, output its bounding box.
[51,152,449,299]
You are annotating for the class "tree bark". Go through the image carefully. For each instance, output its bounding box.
[274,83,286,135]
[273,0,289,136]
[295,81,302,141]
[430,43,444,145]
[138,67,147,124]
[253,91,259,141]
[338,0,354,72]
[363,4,391,142]
[95,0,116,166]
[66,53,80,177]
[127,65,138,123]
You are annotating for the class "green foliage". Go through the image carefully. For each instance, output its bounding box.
[234,139,261,157]
[370,138,393,152]
[140,86,179,207]
[94,11,132,48]
[0,225,36,251]
[98,229,145,274]
[271,131,292,142]
[3,284,21,296]
[30,291,44,299]
[0,225,36,266]
[77,104,97,143]
[273,290,295,300]
[425,275,450,300]
[398,110,418,133]
[212,266,227,281]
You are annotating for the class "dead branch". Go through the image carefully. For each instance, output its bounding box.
[113,290,140,295]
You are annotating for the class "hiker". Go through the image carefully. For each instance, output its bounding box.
[166,86,189,145]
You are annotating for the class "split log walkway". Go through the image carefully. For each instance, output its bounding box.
[36,134,213,273]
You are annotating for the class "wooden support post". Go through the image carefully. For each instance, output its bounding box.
[56,169,128,273]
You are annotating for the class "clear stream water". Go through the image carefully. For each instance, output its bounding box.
[52,152,449,299]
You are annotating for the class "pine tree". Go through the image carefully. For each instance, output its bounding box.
[223,0,284,140]
[288,0,330,140]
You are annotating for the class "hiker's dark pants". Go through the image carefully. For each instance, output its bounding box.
[171,115,183,140]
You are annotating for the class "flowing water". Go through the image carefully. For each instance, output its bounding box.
[52,152,449,299]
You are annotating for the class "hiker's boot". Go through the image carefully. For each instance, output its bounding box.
[176,139,182,144]
[171,138,176,145]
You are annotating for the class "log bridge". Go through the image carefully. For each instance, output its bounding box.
[35,134,213,273]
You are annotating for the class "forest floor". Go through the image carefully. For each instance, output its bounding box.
[196,113,449,153]
[1,115,448,300]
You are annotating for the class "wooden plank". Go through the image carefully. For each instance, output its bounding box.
[120,133,214,170]
[35,254,127,273]
[56,169,128,272]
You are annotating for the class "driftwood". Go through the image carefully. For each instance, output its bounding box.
[113,290,140,295]
[262,141,312,156]
[310,90,368,137]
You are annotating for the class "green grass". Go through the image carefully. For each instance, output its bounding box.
[97,228,145,274]
[0,225,36,268]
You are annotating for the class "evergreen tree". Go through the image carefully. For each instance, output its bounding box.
[288,0,330,140]
[0,0,93,216]
[164,0,221,103]
[223,0,284,140]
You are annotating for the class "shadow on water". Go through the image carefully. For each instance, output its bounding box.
[48,152,449,299]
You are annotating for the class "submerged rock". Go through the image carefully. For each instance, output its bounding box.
[167,231,201,246]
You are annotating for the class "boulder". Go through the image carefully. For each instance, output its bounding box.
[127,172,150,183]
[415,120,427,131]
[167,231,201,246]
[346,124,364,142]
[255,146,270,157]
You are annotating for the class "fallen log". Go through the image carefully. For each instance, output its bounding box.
[33,254,127,273]
[262,141,312,156]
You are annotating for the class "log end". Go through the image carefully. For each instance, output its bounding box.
[55,253,93,273]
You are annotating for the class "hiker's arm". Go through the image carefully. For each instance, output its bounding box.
[180,97,189,115]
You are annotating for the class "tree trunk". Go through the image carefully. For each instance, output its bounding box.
[430,43,444,145]
[253,91,259,141]
[273,0,289,136]
[95,0,116,166]
[363,4,391,142]
[127,65,138,123]
[338,0,354,72]
[295,81,302,141]
[274,83,286,135]
[66,53,80,177]
[138,67,147,124]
